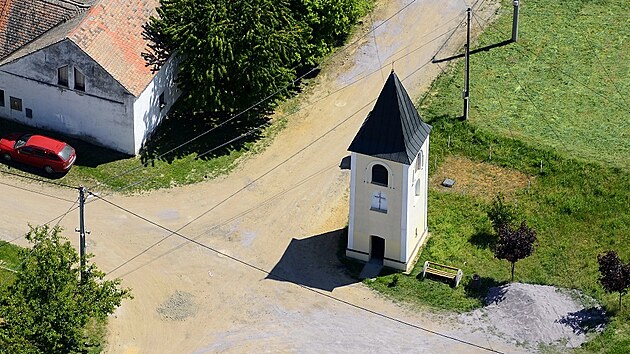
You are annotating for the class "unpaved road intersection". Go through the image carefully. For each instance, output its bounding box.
[1,0,524,352]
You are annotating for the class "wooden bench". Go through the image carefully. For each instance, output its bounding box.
[422,261,463,288]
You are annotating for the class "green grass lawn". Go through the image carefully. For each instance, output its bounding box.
[0,107,282,192]
[430,0,629,169]
[369,0,630,352]
[0,240,21,285]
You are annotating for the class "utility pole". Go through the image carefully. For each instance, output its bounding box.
[463,7,471,121]
[77,186,87,282]
[512,0,520,42]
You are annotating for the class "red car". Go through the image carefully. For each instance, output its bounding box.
[0,133,76,174]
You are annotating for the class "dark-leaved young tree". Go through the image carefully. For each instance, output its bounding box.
[597,250,630,310]
[494,221,537,281]
[0,225,130,353]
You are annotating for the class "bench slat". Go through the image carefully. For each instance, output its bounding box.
[426,261,460,271]
[422,260,464,288]
[425,268,457,279]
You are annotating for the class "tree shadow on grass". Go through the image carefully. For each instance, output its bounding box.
[468,230,497,250]
[464,276,508,305]
[139,105,270,164]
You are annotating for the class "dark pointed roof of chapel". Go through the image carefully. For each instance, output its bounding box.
[348,71,432,165]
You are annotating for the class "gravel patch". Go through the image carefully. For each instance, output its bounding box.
[157,291,198,321]
[460,283,608,350]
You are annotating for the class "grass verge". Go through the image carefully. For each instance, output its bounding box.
[368,0,630,351]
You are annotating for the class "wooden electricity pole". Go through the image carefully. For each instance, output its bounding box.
[77,186,87,282]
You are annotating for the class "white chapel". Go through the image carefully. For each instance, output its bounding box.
[346,71,432,272]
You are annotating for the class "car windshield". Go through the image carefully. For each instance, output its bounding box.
[58,144,74,161]
[14,134,32,149]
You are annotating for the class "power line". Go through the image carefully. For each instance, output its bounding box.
[0,179,76,202]
[106,162,339,275]
[90,1,464,192]
[91,20,464,195]
[0,168,79,190]
[92,193,502,353]
[0,196,79,286]
[89,0,422,190]
[101,58,439,278]
[582,33,628,108]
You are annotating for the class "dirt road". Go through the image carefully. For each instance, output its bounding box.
[0,0,523,352]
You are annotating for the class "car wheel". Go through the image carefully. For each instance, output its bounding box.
[44,165,55,174]
[2,153,11,162]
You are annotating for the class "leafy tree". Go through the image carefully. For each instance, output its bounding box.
[144,0,306,116]
[0,225,130,353]
[494,221,537,281]
[598,250,630,310]
[289,0,371,64]
[487,193,521,232]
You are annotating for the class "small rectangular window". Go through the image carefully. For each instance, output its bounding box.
[10,97,22,111]
[58,66,68,87]
[0,89,4,107]
[159,92,166,110]
[26,108,33,118]
[74,68,85,91]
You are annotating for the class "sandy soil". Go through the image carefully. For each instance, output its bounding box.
[0,0,538,353]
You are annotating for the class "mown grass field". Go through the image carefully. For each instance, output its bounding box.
[369,0,630,352]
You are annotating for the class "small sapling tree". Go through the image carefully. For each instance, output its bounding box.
[597,250,630,311]
[494,221,537,281]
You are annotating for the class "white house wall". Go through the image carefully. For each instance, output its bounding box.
[132,55,180,154]
[1,40,128,103]
[0,39,137,154]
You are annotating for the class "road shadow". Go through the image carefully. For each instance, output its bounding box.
[557,307,609,335]
[266,229,360,292]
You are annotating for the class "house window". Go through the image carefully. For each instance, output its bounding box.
[371,191,388,213]
[10,97,22,111]
[26,108,33,118]
[415,179,421,196]
[58,66,69,87]
[0,89,4,107]
[74,68,85,91]
[159,92,166,110]
[371,164,388,186]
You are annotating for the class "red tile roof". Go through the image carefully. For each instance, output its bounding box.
[68,0,159,95]
[1,0,160,96]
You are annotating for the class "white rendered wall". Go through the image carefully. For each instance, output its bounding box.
[0,40,137,154]
[132,56,181,154]
[403,137,430,266]
[348,153,405,263]
[0,70,135,153]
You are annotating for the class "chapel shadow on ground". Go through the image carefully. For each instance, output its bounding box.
[266,229,361,292]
